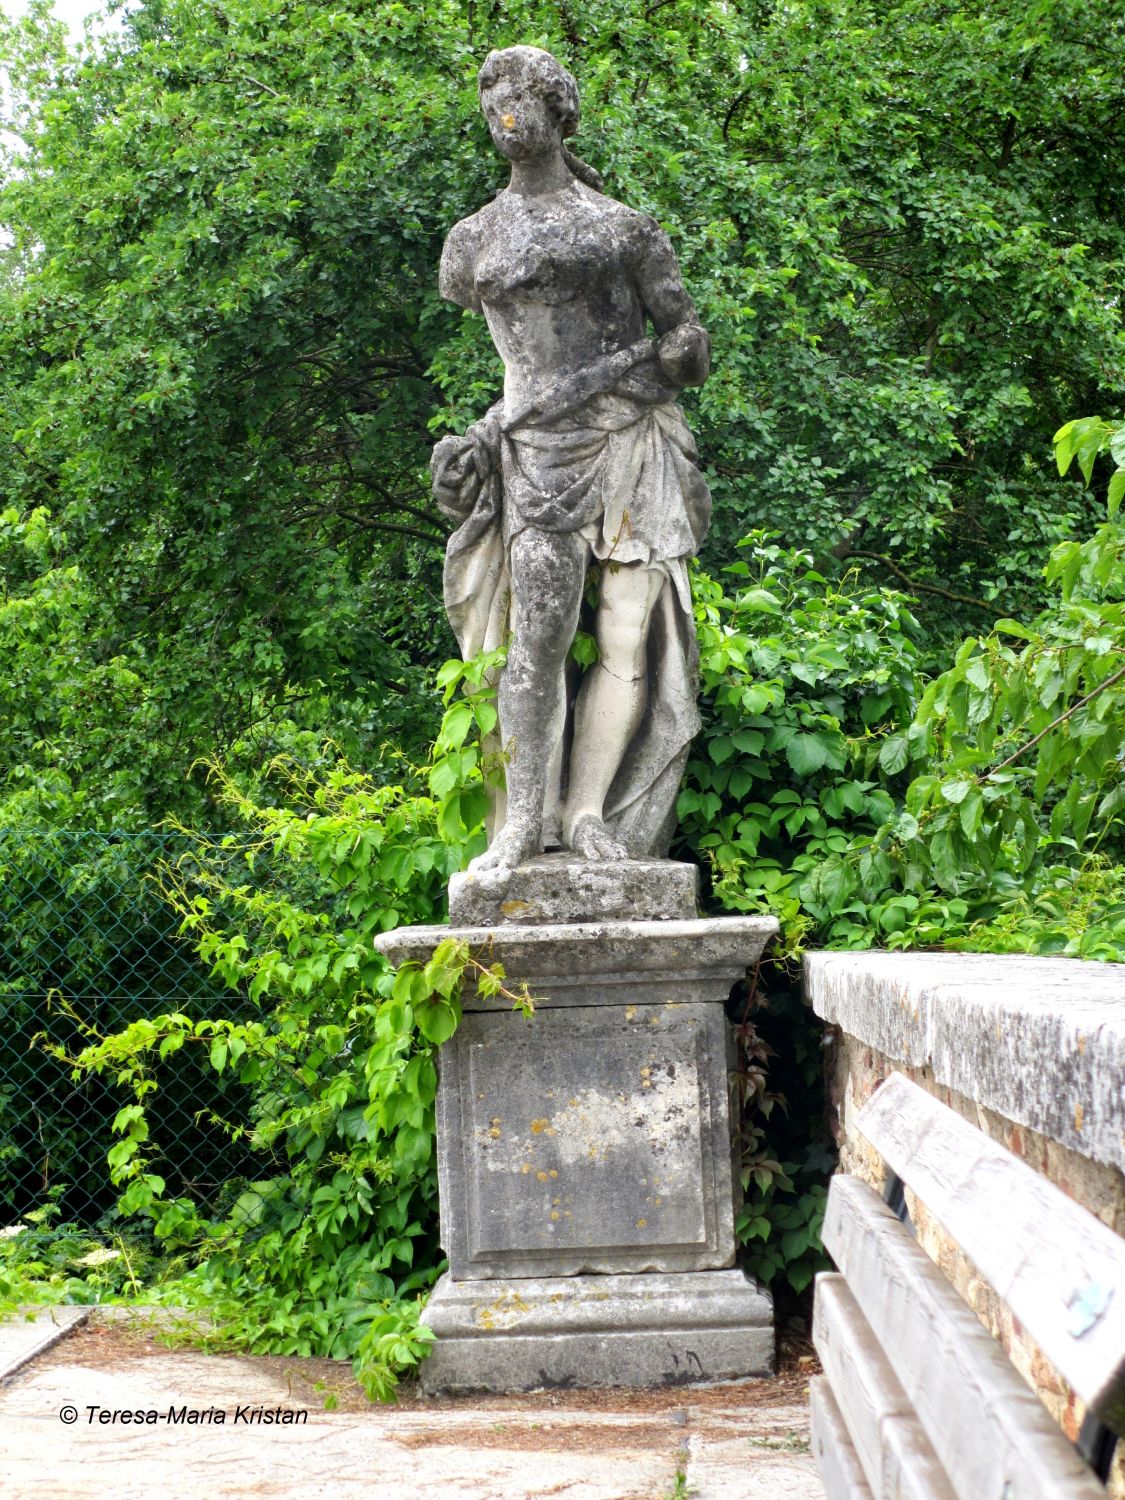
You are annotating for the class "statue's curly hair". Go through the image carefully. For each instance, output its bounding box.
[477,45,604,192]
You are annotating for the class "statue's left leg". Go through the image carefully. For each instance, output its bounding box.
[563,561,665,859]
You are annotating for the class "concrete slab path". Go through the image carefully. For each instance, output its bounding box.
[0,1310,824,1500]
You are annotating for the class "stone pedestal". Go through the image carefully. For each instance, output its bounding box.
[374,858,777,1394]
[420,1271,774,1394]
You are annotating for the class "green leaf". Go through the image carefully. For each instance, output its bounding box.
[1108,469,1125,520]
[742,588,782,614]
[786,733,830,777]
[415,996,461,1046]
[878,735,910,775]
[959,789,984,840]
[940,778,973,804]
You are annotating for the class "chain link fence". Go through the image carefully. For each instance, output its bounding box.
[0,829,265,1228]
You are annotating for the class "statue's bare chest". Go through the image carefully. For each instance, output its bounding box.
[474,196,634,308]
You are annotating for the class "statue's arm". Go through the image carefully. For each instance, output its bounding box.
[439,219,483,314]
[632,216,711,388]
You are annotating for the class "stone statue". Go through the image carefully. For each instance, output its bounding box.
[431,45,712,879]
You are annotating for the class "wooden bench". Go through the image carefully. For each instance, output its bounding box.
[810,1070,1125,1499]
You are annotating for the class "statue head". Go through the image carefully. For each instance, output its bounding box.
[477,45,603,190]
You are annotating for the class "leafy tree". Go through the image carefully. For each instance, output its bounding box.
[3,0,1125,838]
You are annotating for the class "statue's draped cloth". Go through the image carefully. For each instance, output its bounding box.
[432,372,711,857]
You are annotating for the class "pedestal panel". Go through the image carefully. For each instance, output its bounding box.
[440,999,731,1277]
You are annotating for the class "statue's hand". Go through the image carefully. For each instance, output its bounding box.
[657,322,711,387]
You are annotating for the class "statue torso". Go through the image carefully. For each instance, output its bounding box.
[441,183,657,410]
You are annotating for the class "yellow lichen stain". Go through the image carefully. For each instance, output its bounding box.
[536,1170,550,1182]
[549,1169,558,1178]
[488,1127,501,1139]
[567,1097,579,1107]
[1075,1102,1085,1132]
[654,1197,663,1207]
[549,1210,560,1221]
[500,899,533,915]
[476,1309,495,1330]
[625,1005,637,1021]
[520,1163,531,1174]
[648,1014,661,1025]
[636,1219,648,1229]
[530,1118,549,1135]
[564,1210,572,1218]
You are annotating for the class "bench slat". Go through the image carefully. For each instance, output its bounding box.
[856,1070,1125,1425]
[809,1376,875,1500]
[823,1174,1104,1500]
[813,1274,958,1500]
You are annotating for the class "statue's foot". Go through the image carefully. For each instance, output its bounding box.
[568,814,629,862]
[466,821,541,886]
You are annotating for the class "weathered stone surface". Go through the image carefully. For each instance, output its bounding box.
[436,995,736,1278]
[433,45,714,876]
[855,1071,1125,1426]
[447,854,698,927]
[0,1305,88,1382]
[822,1175,1106,1500]
[1,1307,820,1500]
[824,1030,1125,1482]
[419,1269,773,1395]
[805,950,1125,1172]
[375,914,778,1010]
[373,915,778,1287]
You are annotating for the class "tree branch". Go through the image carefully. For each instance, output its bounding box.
[990,662,1125,773]
[848,550,993,611]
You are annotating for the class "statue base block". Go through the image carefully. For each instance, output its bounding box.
[418,1268,774,1395]
[374,864,779,1395]
[447,853,699,926]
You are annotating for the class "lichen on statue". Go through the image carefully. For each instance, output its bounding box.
[431,44,712,886]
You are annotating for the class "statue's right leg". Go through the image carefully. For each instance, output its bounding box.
[467,526,587,878]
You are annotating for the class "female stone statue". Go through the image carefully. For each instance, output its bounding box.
[431,45,711,880]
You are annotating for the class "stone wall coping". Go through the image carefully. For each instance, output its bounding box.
[805,951,1125,1173]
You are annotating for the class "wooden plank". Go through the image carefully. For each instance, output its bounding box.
[809,1376,875,1500]
[813,1274,959,1500]
[823,1174,1105,1500]
[857,1070,1125,1426]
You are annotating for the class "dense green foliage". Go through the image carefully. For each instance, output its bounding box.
[682,481,1125,960]
[3,0,1124,1392]
[3,0,1124,825]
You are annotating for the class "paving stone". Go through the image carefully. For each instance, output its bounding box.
[0,1306,89,1382]
[0,1319,824,1500]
